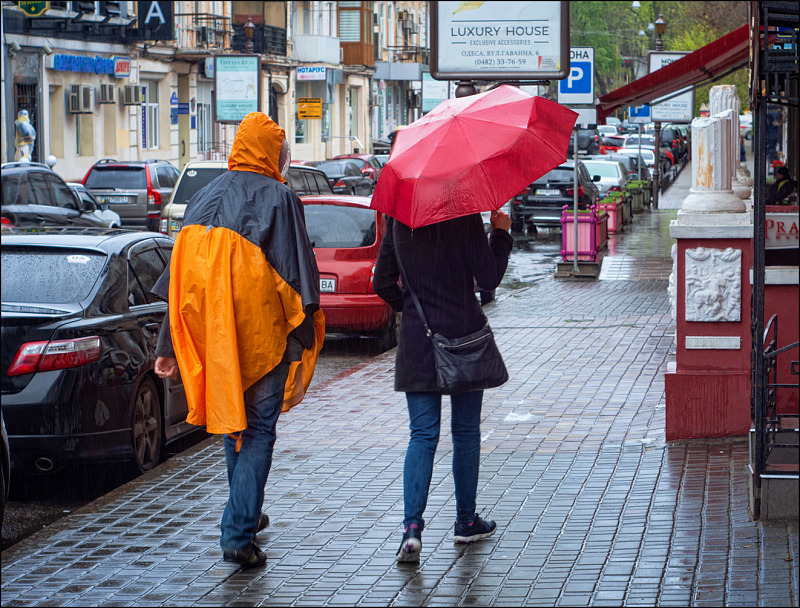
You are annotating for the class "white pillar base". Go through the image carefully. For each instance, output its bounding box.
[681,188,747,213]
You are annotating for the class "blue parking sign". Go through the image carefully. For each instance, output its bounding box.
[558,47,594,105]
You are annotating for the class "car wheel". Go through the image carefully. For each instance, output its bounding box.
[131,375,163,474]
[376,311,400,352]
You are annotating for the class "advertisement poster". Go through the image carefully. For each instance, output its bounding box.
[431,1,568,80]
[214,56,260,123]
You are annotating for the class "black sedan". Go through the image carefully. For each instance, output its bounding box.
[509,160,600,232]
[312,160,374,196]
[1,161,109,229]
[1,228,198,475]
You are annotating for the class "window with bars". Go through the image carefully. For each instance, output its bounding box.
[141,80,159,150]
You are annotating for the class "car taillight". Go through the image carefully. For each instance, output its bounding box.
[672,141,677,149]
[368,263,376,294]
[148,189,162,206]
[334,179,346,189]
[566,186,585,197]
[159,218,169,234]
[7,336,101,376]
[1,216,13,227]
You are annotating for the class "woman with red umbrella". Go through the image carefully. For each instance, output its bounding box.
[371,86,577,562]
[373,209,513,563]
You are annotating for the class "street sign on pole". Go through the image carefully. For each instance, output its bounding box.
[629,104,651,124]
[648,51,694,123]
[558,47,594,105]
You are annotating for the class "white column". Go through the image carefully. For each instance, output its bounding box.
[709,84,753,188]
[680,114,746,214]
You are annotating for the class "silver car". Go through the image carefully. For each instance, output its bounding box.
[581,160,631,197]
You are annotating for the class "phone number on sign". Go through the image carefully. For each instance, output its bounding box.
[474,58,528,67]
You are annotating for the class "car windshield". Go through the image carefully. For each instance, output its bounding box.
[315,162,347,177]
[304,204,376,248]
[625,136,655,146]
[583,163,620,178]
[171,167,227,205]
[1,247,106,303]
[84,167,146,190]
[535,168,573,183]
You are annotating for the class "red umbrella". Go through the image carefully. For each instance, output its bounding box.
[371,85,578,229]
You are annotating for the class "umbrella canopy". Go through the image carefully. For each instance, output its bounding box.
[371,85,578,229]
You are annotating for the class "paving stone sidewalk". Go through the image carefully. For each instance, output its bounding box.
[2,194,798,606]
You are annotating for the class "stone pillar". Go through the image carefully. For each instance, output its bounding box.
[680,114,747,213]
[709,84,753,188]
[665,89,755,441]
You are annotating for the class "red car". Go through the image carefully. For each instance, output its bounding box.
[331,154,383,183]
[301,195,398,351]
[599,135,626,155]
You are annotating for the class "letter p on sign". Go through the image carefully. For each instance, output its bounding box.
[558,47,595,105]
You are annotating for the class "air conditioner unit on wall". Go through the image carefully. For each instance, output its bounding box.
[99,83,116,104]
[67,84,93,113]
[120,84,142,105]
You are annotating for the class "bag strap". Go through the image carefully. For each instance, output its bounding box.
[393,239,433,338]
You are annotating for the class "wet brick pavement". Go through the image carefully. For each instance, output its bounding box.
[2,164,798,606]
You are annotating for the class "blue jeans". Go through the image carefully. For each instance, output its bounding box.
[220,361,289,552]
[403,390,483,531]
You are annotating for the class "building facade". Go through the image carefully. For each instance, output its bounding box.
[2,1,430,180]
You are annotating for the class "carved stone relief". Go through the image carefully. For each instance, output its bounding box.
[685,247,742,322]
[668,243,677,322]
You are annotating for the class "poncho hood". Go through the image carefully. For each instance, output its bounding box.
[228,112,286,183]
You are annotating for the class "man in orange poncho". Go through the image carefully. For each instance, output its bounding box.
[152,112,324,568]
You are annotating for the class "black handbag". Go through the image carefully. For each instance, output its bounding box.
[394,247,509,395]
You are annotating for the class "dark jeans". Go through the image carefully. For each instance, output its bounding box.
[220,361,289,552]
[403,390,484,531]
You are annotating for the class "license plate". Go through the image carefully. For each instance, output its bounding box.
[320,278,336,293]
[535,189,561,196]
[170,220,182,232]
[107,196,128,203]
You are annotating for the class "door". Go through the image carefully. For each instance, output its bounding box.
[14,83,40,163]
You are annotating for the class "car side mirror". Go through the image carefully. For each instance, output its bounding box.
[593,175,601,182]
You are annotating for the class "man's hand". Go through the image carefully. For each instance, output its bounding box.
[490,209,512,232]
[155,356,179,380]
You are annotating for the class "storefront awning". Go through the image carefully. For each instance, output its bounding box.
[597,25,750,121]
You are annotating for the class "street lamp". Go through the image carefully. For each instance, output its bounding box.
[244,17,255,54]
[654,14,667,51]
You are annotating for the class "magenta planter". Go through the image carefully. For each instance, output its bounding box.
[560,205,609,262]
[598,200,624,234]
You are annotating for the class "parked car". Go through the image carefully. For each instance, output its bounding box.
[739,114,753,140]
[597,125,619,137]
[302,195,398,351]
[1,228,197,475]
[1,412,9,526]
[67,183,121,228]
[332,154,383,182]
[374,153,390,166]
[83,159,180,231]
[617,145,672,175]
[599,135,626,155]
[660,126,686,161]
[509,160,600,231]
[313,160,374,196]
[160,163,333,238]
[581,160,632,197]
[593,154,652,181]
[2,161,111,229]
[566,128,601,156]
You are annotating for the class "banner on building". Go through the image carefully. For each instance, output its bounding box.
[214,55,261,123]
[298,98,322,119]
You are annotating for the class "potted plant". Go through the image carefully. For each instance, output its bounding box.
[597,192,625,234]
[626,179,645,213]
[560,205,609,262]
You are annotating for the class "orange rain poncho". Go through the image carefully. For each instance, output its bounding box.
[155,113,324,434]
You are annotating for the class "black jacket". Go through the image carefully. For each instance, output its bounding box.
[372,214,513,392]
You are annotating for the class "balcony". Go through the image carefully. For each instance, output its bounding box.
[341,41,375,67]
[294,34,341,64]
[231,24,287,56]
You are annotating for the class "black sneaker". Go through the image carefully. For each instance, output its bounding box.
[454,514,497,544]
[395,523,422,562]
[255,513,270,534]
[223,543,267,568]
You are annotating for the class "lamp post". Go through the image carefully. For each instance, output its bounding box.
[244,17,255,54]
[652,13,667,209]
[654,14,667,51]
